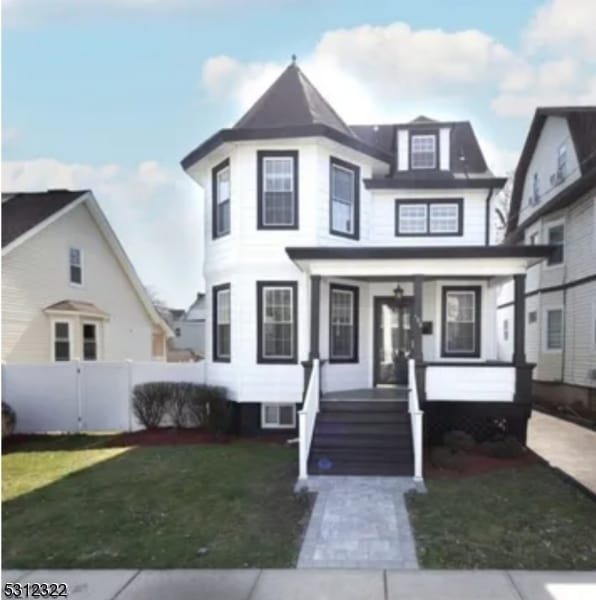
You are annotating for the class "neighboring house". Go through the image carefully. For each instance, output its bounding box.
[2,190,172,363]
[167,292,206,360]
[497,107,596,414]
[181,60,551,477]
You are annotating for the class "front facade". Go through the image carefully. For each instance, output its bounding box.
[498,108,596,415]
[2,190,172,363]
[182,61,550,476]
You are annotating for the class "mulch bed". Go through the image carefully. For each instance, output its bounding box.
[425,448,540,479]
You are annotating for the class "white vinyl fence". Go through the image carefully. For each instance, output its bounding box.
[2,361,206,433]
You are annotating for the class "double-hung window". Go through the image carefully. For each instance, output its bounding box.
[212,159,230,238]
[257,281,297,363]
[82,323,98,361]
[410,134,437,169]
[442,287,481,358]
[258,151,298,229]
[53,322,71,361]
[396,199,462,236]
[213,283,231,361]
[330,157,359,239]
[547,223,564,265]
[329,284,358,362]
[69,247,82,285]
[545,308,563,351]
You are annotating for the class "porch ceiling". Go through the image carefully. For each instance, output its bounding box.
[286,245,552,277]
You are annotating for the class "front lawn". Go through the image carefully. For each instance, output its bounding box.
[2,436,312,569]
[406,465,596,569]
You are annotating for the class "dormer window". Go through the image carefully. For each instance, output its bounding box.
[410,134,437,169]
[257,151,299,229]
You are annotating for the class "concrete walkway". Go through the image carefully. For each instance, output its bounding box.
[297,476,420,569]
[3,569,596,599]
[527,410,596,495]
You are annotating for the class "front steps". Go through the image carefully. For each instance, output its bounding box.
[308,400,414,476]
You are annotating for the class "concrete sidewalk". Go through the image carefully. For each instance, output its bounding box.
[3,569,596,599]
[528,410,596,495]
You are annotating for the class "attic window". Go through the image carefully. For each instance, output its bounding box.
[69,247,83,285]
[411,134,437,169]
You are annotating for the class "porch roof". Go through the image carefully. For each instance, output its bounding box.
[286,245,553,277]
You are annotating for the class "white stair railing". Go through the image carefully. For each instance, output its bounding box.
[408,358,424,482]
[298,358,320,481]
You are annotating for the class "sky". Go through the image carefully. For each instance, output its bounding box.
[2,0,596,307]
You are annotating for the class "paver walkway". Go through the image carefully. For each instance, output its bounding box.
[527,410,596,495]
[297,476,421,569]
[3,569,596,599]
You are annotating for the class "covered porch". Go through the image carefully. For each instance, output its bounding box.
[290,245,552,482]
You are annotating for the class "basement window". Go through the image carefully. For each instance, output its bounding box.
[261,403,296,429]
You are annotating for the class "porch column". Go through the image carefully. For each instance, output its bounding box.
[513,274,526,365]
[309,275,321,360]
[413,275,426,403]
[412,275,423,361]
[513,273,532,406]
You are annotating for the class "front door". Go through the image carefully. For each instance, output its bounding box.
[373,297,413,385]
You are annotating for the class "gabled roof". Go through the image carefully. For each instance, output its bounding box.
[181,61,393,170]
[2,190,87,248]
[506,106,596,237]
[2,189,173,337]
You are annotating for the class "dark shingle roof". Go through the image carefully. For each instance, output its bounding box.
[351,120,489,175]
[181,62,393,169]
[2,190,87,248]
[506,106,596,237]
[234,63,354,135]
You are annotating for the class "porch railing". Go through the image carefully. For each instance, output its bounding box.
[408,358,424,482]
[298,358,320,481]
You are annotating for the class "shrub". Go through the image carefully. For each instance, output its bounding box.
[2,402,16,437]
[132,382,170,429]
[204,387,233,435]
[430,445,465,471]
[479,435,525,459]
[443,430,475,453]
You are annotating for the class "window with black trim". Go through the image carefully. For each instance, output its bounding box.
[410,133,437,169]
[54,322,71,361]
[330,157,359,239]
[441,286,481,358]
[69,247,82,285]
[547,223,564,265]
[212,283,231,361]
[257,281,297,363]
[329,284,359,362]
[212,158,230,238]
[395,199,463,236]
[257,151,298,229]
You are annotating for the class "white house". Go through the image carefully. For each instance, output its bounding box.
[168,292,206,360]
[497,107,596,415]
[2,190,173,363]
[181,60,552,478]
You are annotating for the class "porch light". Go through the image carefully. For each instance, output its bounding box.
[393,284,404,303]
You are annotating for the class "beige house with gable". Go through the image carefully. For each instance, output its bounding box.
[2,190,172,363]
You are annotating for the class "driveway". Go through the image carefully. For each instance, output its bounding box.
[527,410,596,495]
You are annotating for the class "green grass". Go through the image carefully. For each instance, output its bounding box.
[406,465,596,569]
[2,436,312,569]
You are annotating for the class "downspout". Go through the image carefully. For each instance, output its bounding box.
[485,187,494,246]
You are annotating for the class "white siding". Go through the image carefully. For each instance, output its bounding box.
[397,129,409,171]
[439,127,450,170]
[519,116,581,227]
[427,366,515,401]
[2,203,157,363]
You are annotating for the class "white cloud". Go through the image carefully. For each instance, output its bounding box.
[2,158,203,307]
[1,127,20,150]
[202,22,523,124]
[477,136,519,176]
[2,0,293,26]
[525,0,596,57]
